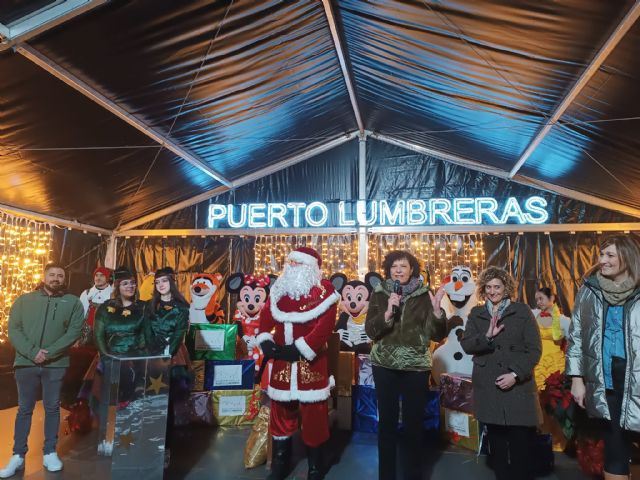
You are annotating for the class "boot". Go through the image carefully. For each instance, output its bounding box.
[307,445,324,480]
[266,438,291,480]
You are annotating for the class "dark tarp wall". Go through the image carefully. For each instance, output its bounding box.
[50,228,109,296]
[115,235,255,320]
[483,231,609,316]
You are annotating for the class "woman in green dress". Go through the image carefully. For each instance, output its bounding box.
[94,267,148,356]
[146,267,190,467]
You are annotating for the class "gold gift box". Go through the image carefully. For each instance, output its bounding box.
[212,388,261,427]
[336,351,356,397]
[191,360,206,391]
[440,408,481,452]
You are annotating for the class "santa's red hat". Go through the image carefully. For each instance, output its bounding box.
[288,247,322,268]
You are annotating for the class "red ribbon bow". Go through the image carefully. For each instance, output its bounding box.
[539,311,551,317]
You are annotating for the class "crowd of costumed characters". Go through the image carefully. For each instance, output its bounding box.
[62,254,604,477]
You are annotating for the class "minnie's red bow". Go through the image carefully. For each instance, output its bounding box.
[539,311,551,317]
[244,274,269,288]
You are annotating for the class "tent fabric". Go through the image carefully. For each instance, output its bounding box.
[1,0,639,228]
[142,138,636,230]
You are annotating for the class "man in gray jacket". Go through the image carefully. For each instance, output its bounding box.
[0,263,84,478]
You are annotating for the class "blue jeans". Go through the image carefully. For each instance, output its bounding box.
[13,366,67,455]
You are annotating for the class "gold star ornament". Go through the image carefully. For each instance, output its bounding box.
[119,431,134,449]
[146,374,168,395]
[107,306,116,313]
[122,309,131,317]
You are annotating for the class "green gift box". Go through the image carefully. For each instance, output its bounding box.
[186,323,237,361]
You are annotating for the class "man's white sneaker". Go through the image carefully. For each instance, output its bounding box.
[43,452,63,472]
[0,455,24,478]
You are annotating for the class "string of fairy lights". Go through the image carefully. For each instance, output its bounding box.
[254,234,359,279]
[368,233,486,289]
[0,212,52,343]
[253,233,486,289]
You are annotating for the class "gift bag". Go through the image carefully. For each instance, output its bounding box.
[244,406,270,468]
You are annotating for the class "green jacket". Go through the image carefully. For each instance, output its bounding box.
[94,300,149,356]
[365,280,446,371]
[9,289,84,368]
[146,300,189,356]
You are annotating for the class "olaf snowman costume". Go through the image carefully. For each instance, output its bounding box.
[431,266,477,384]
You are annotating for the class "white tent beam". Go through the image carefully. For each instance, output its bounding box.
[117,131,360,232]
[0,202,112,235]
[0,0,107,51]
[321,0,364,134]
[371,132,640,219]
[508,2,640,178]
[16,44,232,187]
[115,222,640,237]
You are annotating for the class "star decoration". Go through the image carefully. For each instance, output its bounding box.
[146,374,168,395]
[119,431,135,449]
[107,306,116,313]
[122,309,131,317]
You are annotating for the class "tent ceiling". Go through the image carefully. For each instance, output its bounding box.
[0,0,639,230]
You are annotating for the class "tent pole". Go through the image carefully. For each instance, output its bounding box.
[358,132,368,279]
[371,132,640,219]
[16,44,231,186]
[104,235,117,269]
[508,2,640,178]
[321,0,364,134]
[0,202,112,235]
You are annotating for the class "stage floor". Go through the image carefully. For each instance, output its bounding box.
[0,402,631,479]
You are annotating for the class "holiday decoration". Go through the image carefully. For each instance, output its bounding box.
[254,234,359,279]
[368,234,485,290]
[431,266,478,384]
[244,406,271,468]
[0,211,52,343]
[189,273,225,324]
[331,272,383,353]
[439,373,474,414]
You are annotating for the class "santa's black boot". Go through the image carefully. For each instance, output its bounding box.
[307,445,324,480]
[266,438,291,480]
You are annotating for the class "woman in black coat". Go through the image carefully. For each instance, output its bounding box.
[461,266,542,480]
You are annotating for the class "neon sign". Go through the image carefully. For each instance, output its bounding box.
[207,197,549,229]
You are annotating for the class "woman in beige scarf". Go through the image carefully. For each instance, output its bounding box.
[567,234,640,480]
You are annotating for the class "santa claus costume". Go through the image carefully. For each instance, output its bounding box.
[256,247,339,480]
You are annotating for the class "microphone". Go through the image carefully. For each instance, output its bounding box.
[392,280,402,319]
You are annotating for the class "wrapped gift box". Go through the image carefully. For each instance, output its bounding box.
[439,372,474,414]
[186,323,237,361]
[191,360,206,391]
[441,408,481,452]
[173,391,215,427]
[211,388,261,427]
[336,395,353,430]
[423,388,440,430]
[353,386,440,433]
[357,354,375,387]
[353,385,378,433]
[204,359,256,391]
[337,351,357,397]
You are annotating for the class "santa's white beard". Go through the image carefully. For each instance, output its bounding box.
[271,263,321,302]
